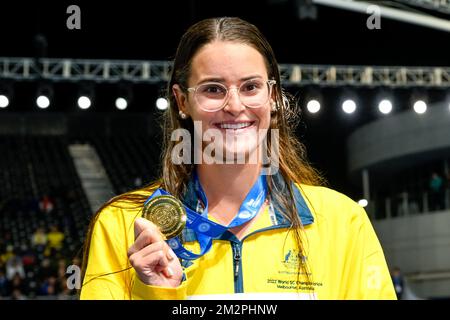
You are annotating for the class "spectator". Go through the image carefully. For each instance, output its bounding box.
[5,256,25,280]
[0,244,15,263]
[39,194,54,214]
[31,228,47,253]
[0,245,15,264]
[429,172,444,211]
[45,225,65,255]
[19,245,36,268]
[391,267,405,300]
[39,276,58,296]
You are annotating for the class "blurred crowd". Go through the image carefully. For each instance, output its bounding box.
[0,224,80,300]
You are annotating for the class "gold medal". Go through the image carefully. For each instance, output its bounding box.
[142,195,187,239]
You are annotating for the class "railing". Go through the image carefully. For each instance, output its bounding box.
[371,188,450,219]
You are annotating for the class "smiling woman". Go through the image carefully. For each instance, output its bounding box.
[173,41,273,166]
[79,17,396,300]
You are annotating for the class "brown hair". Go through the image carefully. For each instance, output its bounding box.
[81,17,326,294]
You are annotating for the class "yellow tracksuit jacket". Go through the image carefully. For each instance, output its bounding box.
[80,183,396,300]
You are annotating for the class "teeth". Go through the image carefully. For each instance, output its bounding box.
[218,122,252,129]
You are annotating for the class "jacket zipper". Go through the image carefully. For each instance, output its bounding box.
[229,224,291,294]
[226,202,312,294]
[231,242,243,293]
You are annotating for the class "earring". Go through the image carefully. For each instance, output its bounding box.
[179,110,188,119]
[271,102,278,112]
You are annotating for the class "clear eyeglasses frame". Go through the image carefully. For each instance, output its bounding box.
[185,79,276,112]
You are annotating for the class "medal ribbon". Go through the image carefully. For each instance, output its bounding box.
[144,173,267,260]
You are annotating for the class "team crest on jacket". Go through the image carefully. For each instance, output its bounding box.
[282,249,307,270]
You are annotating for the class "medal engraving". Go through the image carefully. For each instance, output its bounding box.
[143,195,186,239]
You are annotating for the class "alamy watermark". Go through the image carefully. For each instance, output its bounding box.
[366,265,382,290]
[66,264,81,290]
[366,5,381,30]
[66,5,81,30]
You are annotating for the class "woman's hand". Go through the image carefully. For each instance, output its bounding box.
[128,218,183,287]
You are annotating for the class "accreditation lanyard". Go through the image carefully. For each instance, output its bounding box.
[144,174,267,260]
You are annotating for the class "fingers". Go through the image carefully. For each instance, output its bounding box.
[134,217,163,240]
[128,217,180,282]
[129,218,165,255]
[166,248,176,261]
[129,247,173,278]
[128,237,176,262]
[132,241,165,259]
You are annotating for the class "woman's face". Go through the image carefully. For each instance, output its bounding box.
[173,40,272,164]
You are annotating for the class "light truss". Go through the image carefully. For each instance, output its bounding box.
[312,0,450,32]
[0,58,172,84]
[1,57,450,88]
[393,0,450,15]
[281,64,450,87]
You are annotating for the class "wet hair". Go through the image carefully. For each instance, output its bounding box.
[80,17,326,297]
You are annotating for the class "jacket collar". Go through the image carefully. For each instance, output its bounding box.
[182,171,314,227]
[270,171,314,226]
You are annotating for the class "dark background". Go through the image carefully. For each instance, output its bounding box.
[1,0,449,199]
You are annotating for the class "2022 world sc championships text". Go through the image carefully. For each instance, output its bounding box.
[171,303,278,318]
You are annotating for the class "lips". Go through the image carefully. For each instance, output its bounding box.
[214,121,255,130]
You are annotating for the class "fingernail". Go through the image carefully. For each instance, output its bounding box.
[166,249,175,261]
[167,267,174,277]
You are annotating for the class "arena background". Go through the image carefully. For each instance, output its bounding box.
[0,0,449,299]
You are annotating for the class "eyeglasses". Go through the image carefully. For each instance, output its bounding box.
[186,79,276,112]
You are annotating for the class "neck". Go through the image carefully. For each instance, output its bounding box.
[196,163,262,209]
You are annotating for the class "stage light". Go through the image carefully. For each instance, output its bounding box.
[303,87,322,114]
[36,95,50,109]
[378,99,392,114]
[413,100,427,114]
[35,84,53,109]
[342,99,356,114]
[0,83,13,108]
[358,199,368,207]
[0,95,9,108]
[115,83,133,111]
[77,83,95,110]
[306,99,321,113]
[115,97,128,110]
[156,97,168,110]
[78,96,91,110]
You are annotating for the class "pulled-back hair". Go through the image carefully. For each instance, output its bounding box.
[81,17,326,295]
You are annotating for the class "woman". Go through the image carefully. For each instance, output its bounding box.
[80,17,396,300]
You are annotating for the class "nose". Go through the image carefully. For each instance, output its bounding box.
[222,88,245,115]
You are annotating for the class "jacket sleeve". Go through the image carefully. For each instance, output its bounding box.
[343,205,397,300]
[131,275,189,300]
[79,206,190,300]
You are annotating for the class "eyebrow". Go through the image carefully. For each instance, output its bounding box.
[196,75,264,85]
